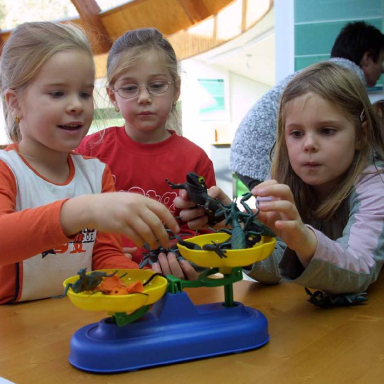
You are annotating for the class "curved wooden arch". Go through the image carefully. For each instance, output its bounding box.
[0,0,235,54]
[93,0,273,78]
[0,0,273,78]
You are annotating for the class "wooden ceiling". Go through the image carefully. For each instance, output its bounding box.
[0,0,234,53]
[0,0,273,78]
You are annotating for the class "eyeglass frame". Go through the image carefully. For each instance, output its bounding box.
[112,81,175,99]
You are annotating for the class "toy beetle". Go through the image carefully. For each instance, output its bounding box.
[55,268,118,298]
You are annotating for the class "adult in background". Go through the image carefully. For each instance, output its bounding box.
[230,21,384,189]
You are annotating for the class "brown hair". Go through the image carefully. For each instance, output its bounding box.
[0,21,94,142]
[373,99,384,118]
[271,62,384,221]
[106,28,181,134]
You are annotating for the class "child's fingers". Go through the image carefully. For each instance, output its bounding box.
[180,259,198,280]
[121,227,147,248]
[122,250,133,260]
[274,220,307,243]
[178,206,206,222]
[186,215,209,230]
[164,252,182,277]
[258,199,299,221]
[253,182,293,201]
[135,211,170,249]
[122,246,137,254]
[156,252,188,280]
[174,195,197,209]
[179,189,189,200]
[251,179,278,195]
[122,246,137,259]
[151,262,161,273]
[207,186,231,204]
[146,199,180,235]
[254,210,278,228]
[165,252,196,280]
[120,210,162,249]
[154,252,196,280]
[156,253,172,276]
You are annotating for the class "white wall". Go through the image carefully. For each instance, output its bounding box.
[180,58,272,157]
[228,71,270,140]
[180,58,272,198]
[180,59,229,156]
[274,0,294,82]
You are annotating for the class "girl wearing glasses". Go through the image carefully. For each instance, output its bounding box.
[77,28,216,280]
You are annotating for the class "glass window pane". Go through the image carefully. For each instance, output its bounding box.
[0,0,78,30]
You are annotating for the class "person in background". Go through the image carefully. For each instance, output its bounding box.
[175,62,384,297]
[231,21,384,189]
[0,22,179,304]
[372,99,384,119]
[77,28,215,280]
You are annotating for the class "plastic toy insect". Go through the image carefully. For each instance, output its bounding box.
[166,173,277,259]
[217,193,262,249]
[94,275,146,296]
[305,288,368,308]
[175,233,229,259]
[166,173,225,226]
[139,244,177,269]
[139,231,203,267]
[55,268,118,298]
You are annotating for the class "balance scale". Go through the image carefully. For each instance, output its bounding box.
[65,233,276,373]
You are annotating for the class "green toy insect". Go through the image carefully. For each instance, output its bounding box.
[55,268,118,298]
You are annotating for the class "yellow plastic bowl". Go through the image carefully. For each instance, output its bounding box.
[63,269,167,313]
[177,233,276,270]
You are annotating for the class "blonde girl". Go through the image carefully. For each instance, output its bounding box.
[0,22,179,304]
[77,28,215,279]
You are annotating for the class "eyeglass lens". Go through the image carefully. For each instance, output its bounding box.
[116,81,172,99]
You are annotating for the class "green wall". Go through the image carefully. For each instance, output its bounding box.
[294,0,383,90]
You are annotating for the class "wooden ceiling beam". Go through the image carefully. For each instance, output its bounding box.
[177,0,211,23]
[0,29,4,54]
[70,0,112,54]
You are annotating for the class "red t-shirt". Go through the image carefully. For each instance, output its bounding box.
[77,127,216,263]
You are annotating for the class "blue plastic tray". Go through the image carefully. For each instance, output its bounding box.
[70,292,269,372]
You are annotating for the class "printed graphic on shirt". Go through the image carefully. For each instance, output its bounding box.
[41,228,96,258]
[118,186,178,214]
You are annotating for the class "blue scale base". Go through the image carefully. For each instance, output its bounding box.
[69,292,269,373]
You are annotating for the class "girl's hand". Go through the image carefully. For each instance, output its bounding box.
[151,251,198,280]
[61,192,180,250]
[122,247,137,260]
[252,180,317,267]
[174,187,231,230]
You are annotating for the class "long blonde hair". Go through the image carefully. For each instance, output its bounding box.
[271,62,384,221]
[106,28,181,134]
[0,21,94,143]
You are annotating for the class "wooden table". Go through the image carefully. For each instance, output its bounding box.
[1,275,384,384]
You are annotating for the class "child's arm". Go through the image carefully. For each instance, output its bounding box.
[60,192,178,251]
[252,180,318,267]
[0,161,179,265]
[253,174,384,294]
[91,166,139,270]
[0,164,73,264]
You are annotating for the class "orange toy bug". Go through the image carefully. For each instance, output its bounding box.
[95,274,145,295]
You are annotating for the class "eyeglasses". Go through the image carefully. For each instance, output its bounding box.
[114,81,174,99]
